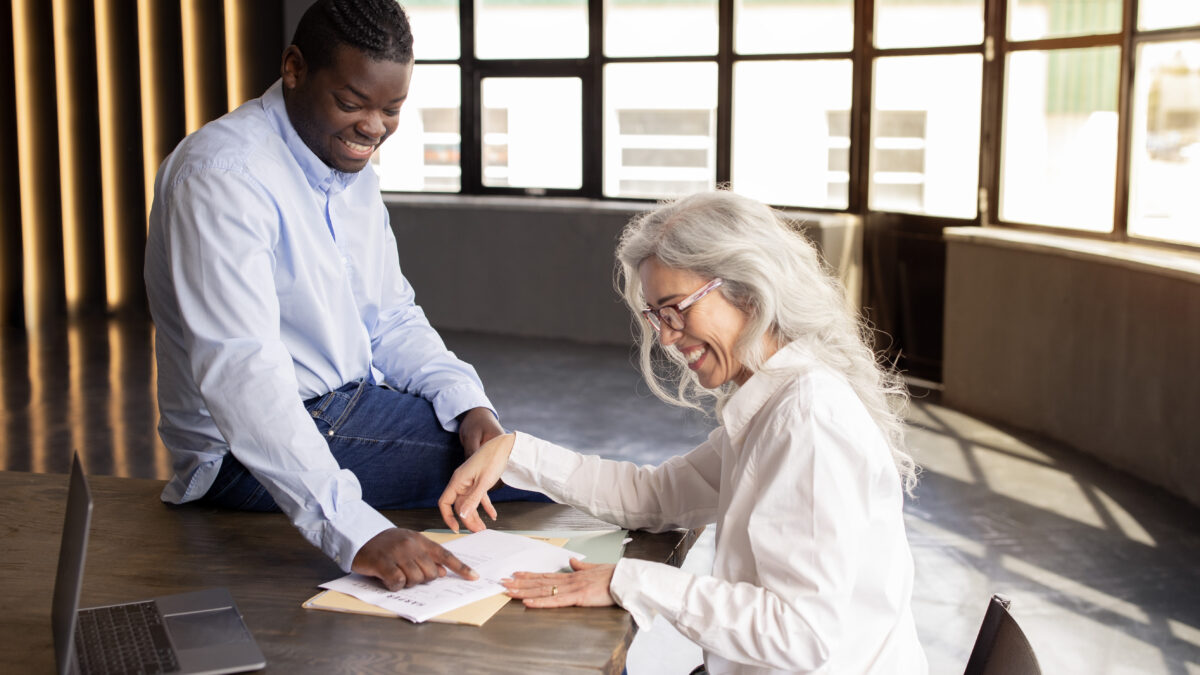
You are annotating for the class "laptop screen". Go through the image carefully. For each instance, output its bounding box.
[52,453,92,675]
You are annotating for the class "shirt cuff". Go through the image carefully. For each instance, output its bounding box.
[609,557,692,630]
[431,383,496,432]
[500,431,576,494]
[320,501,395,573]
[500,430,537,491]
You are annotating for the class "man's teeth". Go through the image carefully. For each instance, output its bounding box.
[686,347,705,364]
[342,139,371,152]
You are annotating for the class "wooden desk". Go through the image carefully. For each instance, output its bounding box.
[0,471,698,674]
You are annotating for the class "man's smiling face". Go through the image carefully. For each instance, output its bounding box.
[282,44,412,173]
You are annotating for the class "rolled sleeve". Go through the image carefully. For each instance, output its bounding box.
[318,501,395,572]
[609,557,692,630]
[502,431,721,532]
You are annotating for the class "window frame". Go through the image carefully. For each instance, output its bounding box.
[399,0,1200,252]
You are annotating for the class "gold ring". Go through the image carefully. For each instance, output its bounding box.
[551,585,558,596]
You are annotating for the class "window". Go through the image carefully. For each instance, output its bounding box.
[1008,0,1121,41]
[871,55,982,218]
[606,0,717,57]
[482,78,583,189]
[476,0,588,59]
[998,0,1123,233]
[874,0,983,49]
[1128,40,1200,246]
[1139,0,1200,32]
[376,64,461,192]
[999,48,1120,231]
[735,0,853,54]
[732,60,852,209]
[378,0,1200,250]
[605,63,716,199]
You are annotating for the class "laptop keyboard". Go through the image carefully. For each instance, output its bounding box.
[75,601,181,674]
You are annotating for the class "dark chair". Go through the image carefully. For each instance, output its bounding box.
[963,594,1042,675]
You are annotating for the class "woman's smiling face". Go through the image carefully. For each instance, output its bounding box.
[639,256,751,389]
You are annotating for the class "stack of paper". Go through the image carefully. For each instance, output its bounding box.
[314,530,580,624]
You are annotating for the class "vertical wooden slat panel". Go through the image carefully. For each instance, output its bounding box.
[224,0,284,111]
[52,0,105,316]
[94,0,146,315]
[12,0,65,333]
[138,0,186,221]
[182,0,228,132]
[0,1,24,329]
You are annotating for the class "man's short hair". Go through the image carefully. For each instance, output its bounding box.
[291,0,414,71]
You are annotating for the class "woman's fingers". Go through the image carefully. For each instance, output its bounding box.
[453,486,492,532]
[438,434,514,532]
[481,492,498,521]
[501,561,617,608]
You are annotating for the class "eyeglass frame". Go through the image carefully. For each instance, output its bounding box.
[641,278,725,333]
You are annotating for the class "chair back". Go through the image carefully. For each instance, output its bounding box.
[963,594,1042,675]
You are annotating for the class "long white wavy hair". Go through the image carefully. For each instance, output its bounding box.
[616,190,918,493]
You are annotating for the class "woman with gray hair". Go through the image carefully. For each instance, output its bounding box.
[439,190,926,674]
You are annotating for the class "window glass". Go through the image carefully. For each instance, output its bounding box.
[603,63,717,199]
[406,0,459,60]
[475,0,587,59]
[481,77,582,189]
[1000,47,1120,231]
[377,65,461,192]
[1008,0,1121,42]
[874,0,983,49]
[1129,41,1200,246]
[1139,0,1200,31]
[605,0,717,57]
[870,55,982,218]
[735,0,853,55]
[732,60,852,209]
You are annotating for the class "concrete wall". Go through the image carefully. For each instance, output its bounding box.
[942,227,1200,507]
[386,194,863,346]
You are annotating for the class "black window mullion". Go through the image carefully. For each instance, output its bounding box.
[979,0,1007,227]
[459,0,481,194]
[716,0,733,185]
[582,0,602,198]
[1112,0,1139,240]
[849,0,874,213]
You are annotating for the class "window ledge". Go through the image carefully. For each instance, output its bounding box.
[944,226,1200,285]
[383,192,650,216]
[382,192,861,230]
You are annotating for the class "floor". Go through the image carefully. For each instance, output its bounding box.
[2,318,1198,674]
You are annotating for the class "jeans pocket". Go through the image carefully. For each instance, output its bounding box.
[308,390,352,433]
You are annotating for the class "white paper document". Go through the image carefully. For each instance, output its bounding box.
[319,529,582,623]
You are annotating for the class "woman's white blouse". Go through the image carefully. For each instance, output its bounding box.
[501,342,927,674]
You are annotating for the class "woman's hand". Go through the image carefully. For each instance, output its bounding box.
[438,432,517,532]
[501,559,617,608]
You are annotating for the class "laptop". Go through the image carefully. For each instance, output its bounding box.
[53,452,267,675]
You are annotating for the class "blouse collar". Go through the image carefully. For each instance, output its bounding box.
[720,341,814,439]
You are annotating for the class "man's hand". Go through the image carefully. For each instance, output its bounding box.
[458,407,504,458]
[351,527,477,591]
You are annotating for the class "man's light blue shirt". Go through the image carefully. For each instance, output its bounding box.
[145,80,493,571]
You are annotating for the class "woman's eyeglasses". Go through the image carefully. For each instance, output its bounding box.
[641,278,724,333]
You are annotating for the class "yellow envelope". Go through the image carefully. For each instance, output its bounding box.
[302,532,568,626]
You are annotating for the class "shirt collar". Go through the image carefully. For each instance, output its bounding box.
[720,340,814,439]
[262,79,360,196]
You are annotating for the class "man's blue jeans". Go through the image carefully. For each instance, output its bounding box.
[200,379,547,511]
